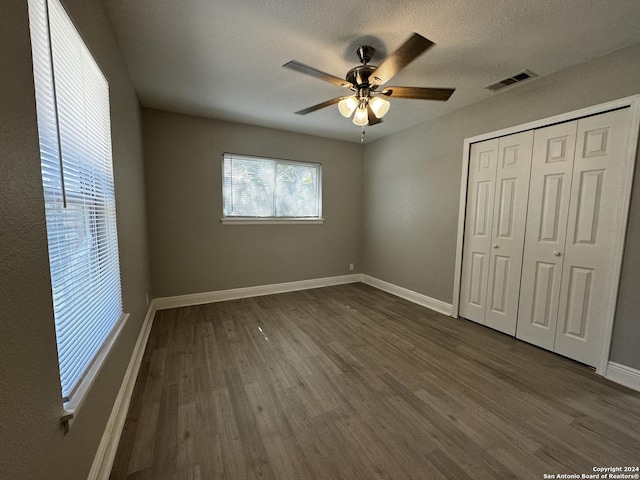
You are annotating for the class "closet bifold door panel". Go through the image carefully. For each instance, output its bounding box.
[459,131,533,333]
[516,121,578,350]
[459,139,499,324]
[484,131,534,335]
[554,108,633,367]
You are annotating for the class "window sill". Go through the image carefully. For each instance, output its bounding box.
[61,312,130,433]
[220,218,325,225]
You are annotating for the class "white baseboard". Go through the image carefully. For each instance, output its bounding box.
[87,302,157,480]
[153,274,362,310]
[361,274,453,316]
[605,362,640,392]
[153,274,453,316]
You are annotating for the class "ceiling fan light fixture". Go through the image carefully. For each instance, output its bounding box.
[352,106,369,126]
[369,96,390,118]
[338,96,358,117]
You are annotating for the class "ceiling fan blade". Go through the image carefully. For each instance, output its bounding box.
[367,104,383,125]
[294,97,344,115]
[283,61,353,89]
[381,86,455,101]
[369,33,434,87]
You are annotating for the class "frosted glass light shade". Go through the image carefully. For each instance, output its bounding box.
[338,96,358,117]
[369,96,390,118]
[352,106,368,126]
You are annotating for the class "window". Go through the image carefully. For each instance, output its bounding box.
[222,153,323,224]
[28,0,125,418]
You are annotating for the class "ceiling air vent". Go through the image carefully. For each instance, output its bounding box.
[485,70,537,92]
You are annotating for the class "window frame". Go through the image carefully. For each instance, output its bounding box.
[28,0,128,430]
[221,153,324,225]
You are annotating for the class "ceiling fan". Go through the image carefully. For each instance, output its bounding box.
[283,33,455,128]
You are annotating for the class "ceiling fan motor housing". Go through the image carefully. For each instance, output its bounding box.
[346,65,377,90]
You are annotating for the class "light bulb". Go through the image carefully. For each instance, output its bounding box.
[369,96,390,118]
[338,96,358,117]
[352,106,368,126]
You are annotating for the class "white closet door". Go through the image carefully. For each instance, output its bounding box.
[554,108,632,367]
[516,122,577,349]
[484,131,534,335]
[459,139,499,324]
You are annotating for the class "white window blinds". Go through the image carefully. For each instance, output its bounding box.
[222,154,322,219]
[28,0,123,403]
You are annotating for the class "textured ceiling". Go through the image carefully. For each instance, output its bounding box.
[102,0,640,143]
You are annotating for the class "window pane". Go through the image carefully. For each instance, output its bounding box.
[226,158,274,216]
[275,163,318,217]
[28,0,123,402]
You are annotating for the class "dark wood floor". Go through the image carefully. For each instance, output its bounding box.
[110,283,640,480]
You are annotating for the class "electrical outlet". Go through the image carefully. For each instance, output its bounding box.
[349,263,354,271]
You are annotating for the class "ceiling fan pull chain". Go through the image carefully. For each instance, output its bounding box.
[361,126,365,143]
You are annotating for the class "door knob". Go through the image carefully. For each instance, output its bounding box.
[493,244,499,249]
[553,251,562,257]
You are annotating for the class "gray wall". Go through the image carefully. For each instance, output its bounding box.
[362,41,640,369]
[0,0,152,479]
[143,109,363,298]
